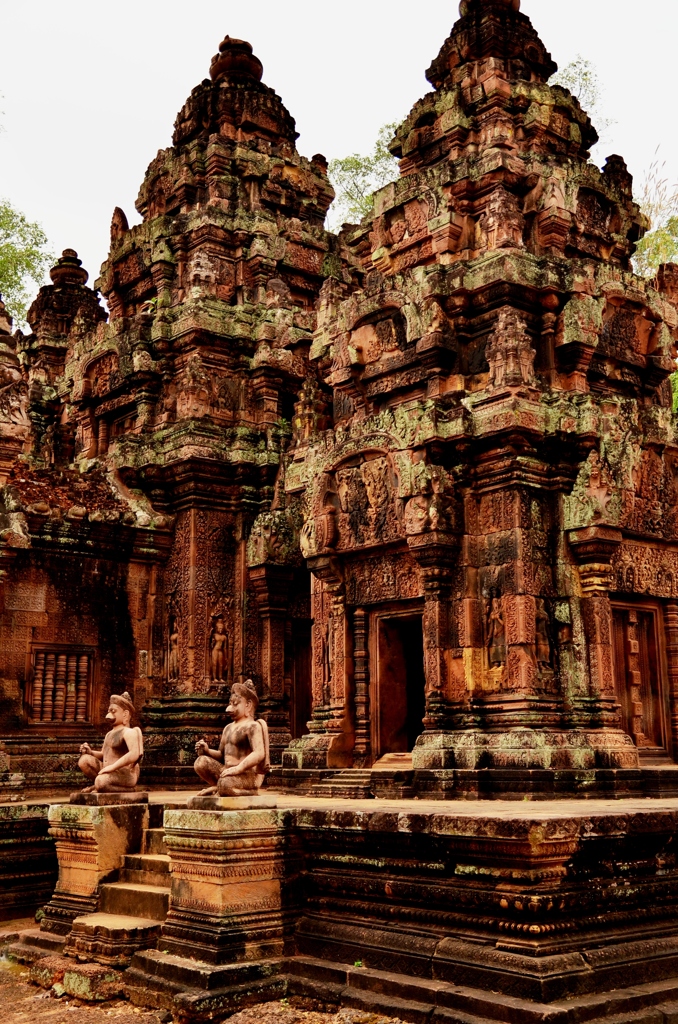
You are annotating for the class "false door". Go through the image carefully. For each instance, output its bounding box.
[611,602,672,759]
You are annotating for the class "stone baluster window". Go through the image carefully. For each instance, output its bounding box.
[27,648,95,724]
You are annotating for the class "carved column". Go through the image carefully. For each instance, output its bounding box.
[251,367,283,427]
[663,602,678,755]
[568,525,639,768]
[328,586,350,738]
[282,554,354,769]
[568,527,622,722]
[352,608,370,767]
[407,531,458,744]
[186,507,199,688]
[96,416,109,456]
[248,563,295,764]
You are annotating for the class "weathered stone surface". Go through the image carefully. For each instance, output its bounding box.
[29,954,72,989]
[41,802,148,935]
[69,791,149,806]
[2,0,678,799]
[0,803,57,919]
[60,962,125,1001]
[159,804,286,964]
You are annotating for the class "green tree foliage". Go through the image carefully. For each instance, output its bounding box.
[632,156,678,278]
[0,198,53,328]
[549,59,678,280]
[327,123,400,231]
[549,56,613,142]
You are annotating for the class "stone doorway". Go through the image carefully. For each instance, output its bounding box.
[611,600,672,760]
[370,608,426,760]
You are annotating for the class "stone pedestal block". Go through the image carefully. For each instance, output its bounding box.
[41,802,148,935]
[159,799,284,964]
[69,791,149,806]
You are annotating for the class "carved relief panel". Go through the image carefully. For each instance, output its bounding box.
[163,509,236,694]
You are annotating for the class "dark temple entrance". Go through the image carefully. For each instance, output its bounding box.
[370,610,426,760]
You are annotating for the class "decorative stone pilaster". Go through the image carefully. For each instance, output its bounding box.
[407,531,458,770]
[352,607,370,767]
[664,602,678,756]
[249,563,295,763]
[282,554,354,769]
[568,526,623,723]
[41,803,147,935]
[568,525,639,768]
[159,800,285,964]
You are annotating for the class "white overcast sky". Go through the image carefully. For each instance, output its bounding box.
[1,0,676,291]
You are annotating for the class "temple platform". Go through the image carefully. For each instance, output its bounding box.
[6,789,678,1022]
[272,763,678,800]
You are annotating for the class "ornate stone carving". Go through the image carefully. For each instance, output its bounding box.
[487,595,507,668]
[209,615,230,683]
[486,307,536,389]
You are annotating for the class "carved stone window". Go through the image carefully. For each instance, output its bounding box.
[25,647,96,725]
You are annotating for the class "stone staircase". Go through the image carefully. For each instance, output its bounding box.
[313,768,374,799]
[65,824,170,967]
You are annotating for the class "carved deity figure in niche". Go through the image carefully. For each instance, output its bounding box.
[193,680,270,796]
[210,615,230,683]
[487,596,507,667]
[486,307,536,389]
[535,599,552,670]
[78,692,143,793]
[404,465,453,535]
[168,616,180,681]
[585,451,614,519]
[480,188,525,250]
[361,457,390,540]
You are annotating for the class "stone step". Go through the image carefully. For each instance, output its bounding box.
[122,853,171,887]
[314,769,374,798]
[142,829,166,855]
[99,882,170,921]
[334,770,374,782]
[127,947,284,991]
[319,785,373,799]
[65,913,163,967]
[7,927,66,965]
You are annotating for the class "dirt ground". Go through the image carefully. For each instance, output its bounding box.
[0,956,163,1024]
[0,957,402,1024]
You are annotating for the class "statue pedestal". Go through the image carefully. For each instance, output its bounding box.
[186,794,277,810]
[69,791,149,806]
[157,797,282,963]
[126,796,287,1015]
[41,802,148,935]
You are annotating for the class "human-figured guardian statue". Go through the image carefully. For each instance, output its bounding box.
[194,679,270,796]
[78,691,143,793]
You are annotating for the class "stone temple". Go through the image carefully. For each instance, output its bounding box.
[4,1,678,1021]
